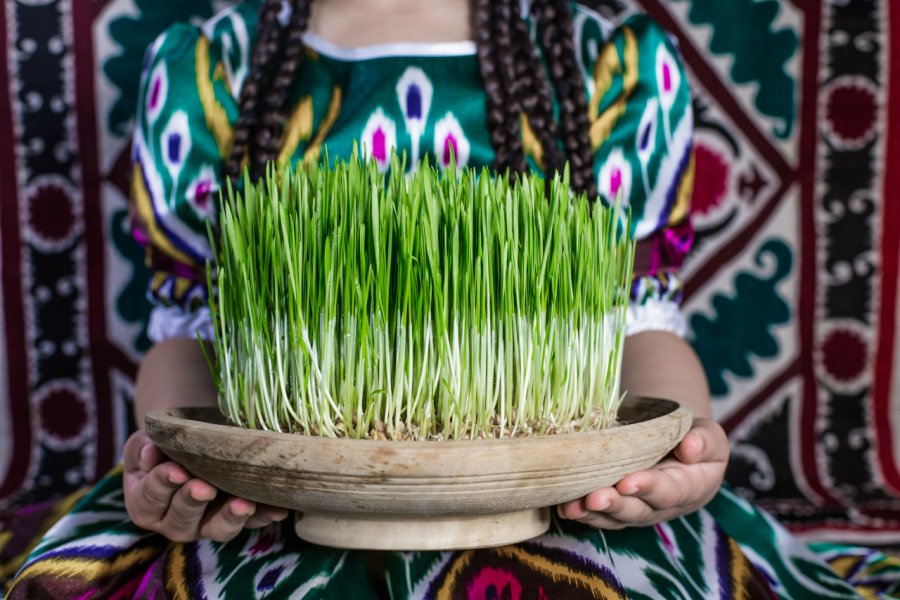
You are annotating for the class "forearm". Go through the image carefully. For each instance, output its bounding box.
[620,330,711,419]
[134,337,218,429]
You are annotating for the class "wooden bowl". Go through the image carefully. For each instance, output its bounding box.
[146,397,691,550]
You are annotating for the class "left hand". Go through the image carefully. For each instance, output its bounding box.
[557,417,728,529]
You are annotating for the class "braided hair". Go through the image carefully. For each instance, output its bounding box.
[225,0,312,182]
[228,0,597,199]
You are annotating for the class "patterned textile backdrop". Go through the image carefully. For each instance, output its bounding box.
[0,0,897,545]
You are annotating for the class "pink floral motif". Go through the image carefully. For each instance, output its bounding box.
[193,181,212,209]
[146,64,167,123]
[186,166,218,220]
[466,567,522,600]
[150,78,162,109]
[610,168,623,197]
[372,128,387,162]
[655,523,677,555]
[443,134,458,165]
[361,108,397,172]
[245,528,279,557]
[656,44,680,109]
[433,112,470,168]
[655,44,680,147]
[597,148,632,207]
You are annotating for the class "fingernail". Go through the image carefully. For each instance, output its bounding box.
[190,487,216,502]
[231,498,257,517]
[139,444,152,464]
[569,503,589,518]
[168,471,187,485]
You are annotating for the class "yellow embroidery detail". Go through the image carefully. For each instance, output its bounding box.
[150,270,195,305]
[302,87,343,166]
[669,149,695,225]
[8,547,158,592]
[212,60,231,97]
[132,163,197,267]
[278,96,314,165]
[435,546,624,599]
[173,277,194,300]
[829,555,866,579]
[195,37,233,158]
[167,543,192,600]
[492,546,625,598]
[0,488,82,589]
[434,551,474,600]
[727,537,753,599]
[521,113,545,171]
[590,27,638,150]
[589,38,621,120]
[150,271,169,293]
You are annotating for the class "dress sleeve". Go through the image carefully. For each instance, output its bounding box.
[581,10,695,337]
[130,21,241,342]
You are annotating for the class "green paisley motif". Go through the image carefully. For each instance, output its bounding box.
[690,239,793,397]
[674,0,799,139]
[104,0,215,136]
[104,2,216,353]
[111,209,153,353]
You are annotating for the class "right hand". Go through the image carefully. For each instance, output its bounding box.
[123,430,289,542]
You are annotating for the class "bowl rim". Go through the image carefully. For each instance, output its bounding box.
[146,396,691,452]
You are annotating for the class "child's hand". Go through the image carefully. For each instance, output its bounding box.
[557,417,728,529]
[122,430,289,542]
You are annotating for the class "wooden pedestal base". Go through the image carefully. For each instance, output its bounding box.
[295,508,551,550]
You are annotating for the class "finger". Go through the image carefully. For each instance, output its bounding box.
[616,469,686,511]
[245,505,289,529]
[123,431,152,473]
[199,498,256,543]
[589,494,657,526]
[573,512,630,530]
[583,488,622,513]
[557,497,589,520]
[160,479,217,541]
[622,461,727,512]
[128,463,190,527]
[137,443,169,473]
[674,419,728,465]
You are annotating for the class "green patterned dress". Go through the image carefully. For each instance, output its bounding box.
[7,2,900,598]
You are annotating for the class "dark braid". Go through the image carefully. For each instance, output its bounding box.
[228,0,596,199]
[509,7,565,176]
[489,0,529,175]
[225,0,286,182]
[226,0,312,182]
[471,0,595,197]
[473,0,525,178]
[531,0,597,198]
[253,0,312,171]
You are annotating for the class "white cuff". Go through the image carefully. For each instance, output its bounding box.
[147,305,215,343]
[626,299,688,338]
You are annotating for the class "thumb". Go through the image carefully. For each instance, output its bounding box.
[673,418,725,464]
[123,430,152,472]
